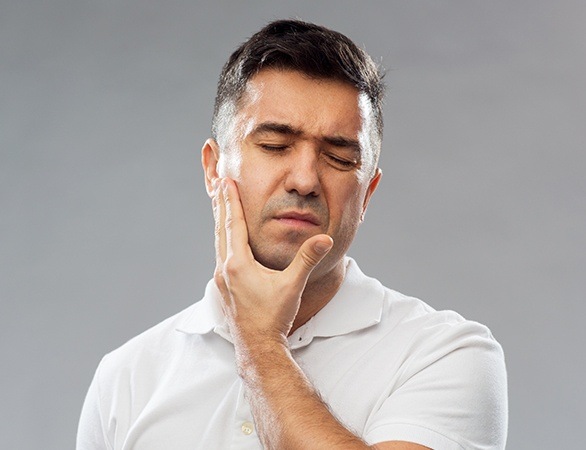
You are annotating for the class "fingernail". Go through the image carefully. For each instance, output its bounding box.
[314,241,332,255]
[212,178,220,193]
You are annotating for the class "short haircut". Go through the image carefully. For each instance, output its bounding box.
[211,19,385,167]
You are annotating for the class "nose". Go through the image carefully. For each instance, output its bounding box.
[283,146,321,197]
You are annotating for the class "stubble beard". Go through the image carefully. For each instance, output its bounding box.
[246,193,329,271]
[248,228,310,271]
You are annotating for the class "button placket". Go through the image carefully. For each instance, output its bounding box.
[241,421,254,435]
[289,317,315,349]
[231,380,259,448]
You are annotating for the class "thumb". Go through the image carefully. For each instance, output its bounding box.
[287,234,333,284]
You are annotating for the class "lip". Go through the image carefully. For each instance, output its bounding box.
[274,210,321,226]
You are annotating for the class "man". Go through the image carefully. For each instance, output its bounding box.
[78,20,507,449]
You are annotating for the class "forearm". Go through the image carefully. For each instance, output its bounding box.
[235,335,370,450]
[212,177,375,448]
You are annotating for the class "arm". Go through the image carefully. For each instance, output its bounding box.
[212,177,427,450]
[235,332,428,450]
[77,364,111,450]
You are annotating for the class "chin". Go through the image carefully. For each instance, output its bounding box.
[253,250,294,271]
[250,241,298,271]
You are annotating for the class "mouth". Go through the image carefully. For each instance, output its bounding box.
[273,210,321,227]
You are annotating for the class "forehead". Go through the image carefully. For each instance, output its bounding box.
[234,69,368,141]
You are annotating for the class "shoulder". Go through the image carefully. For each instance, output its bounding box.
[96,302,198,380]
[377,286,505,377]
[342,258,503,359]
[385,286,501,346]
[364,285,508,448]
[383,287,498,341]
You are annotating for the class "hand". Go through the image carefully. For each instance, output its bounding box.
[212,177,333,342]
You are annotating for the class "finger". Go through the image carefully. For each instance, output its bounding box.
[213,177,227,263]
[286,234,333,285]
[222,178,250,258]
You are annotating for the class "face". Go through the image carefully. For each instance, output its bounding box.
[203,69,381,280]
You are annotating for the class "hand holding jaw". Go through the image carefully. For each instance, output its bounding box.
[211,177,333,344]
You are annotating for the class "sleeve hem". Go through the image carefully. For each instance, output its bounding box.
[365,422,465,450]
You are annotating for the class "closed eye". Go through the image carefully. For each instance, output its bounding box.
[260,144,289,151]
[325,153,357,169]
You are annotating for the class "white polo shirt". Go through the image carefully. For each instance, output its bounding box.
[77,258,507,449]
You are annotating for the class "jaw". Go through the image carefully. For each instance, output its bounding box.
[248,232,307,271]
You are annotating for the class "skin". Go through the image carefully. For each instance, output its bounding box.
[202,69,428,449]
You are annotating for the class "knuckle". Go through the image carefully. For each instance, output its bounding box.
[224,256,242,277]
[300,251,320,268]
[213,269,224,285]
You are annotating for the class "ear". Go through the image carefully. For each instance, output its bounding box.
[201,138,221,198]
[360,168,382,222]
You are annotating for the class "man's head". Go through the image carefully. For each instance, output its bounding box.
[203,20,385,279]
[211,19,385,172]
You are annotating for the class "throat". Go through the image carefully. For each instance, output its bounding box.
[289,260,346,334]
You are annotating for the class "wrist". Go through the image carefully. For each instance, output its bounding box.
[231,324,289,350]
[233,331,292,379]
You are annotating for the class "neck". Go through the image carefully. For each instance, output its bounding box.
[289,258,346,334]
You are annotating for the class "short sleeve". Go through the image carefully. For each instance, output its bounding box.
[77,360,112,450]
[364,320,508,449]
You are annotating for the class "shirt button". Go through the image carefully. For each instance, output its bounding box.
[241,421,254,435]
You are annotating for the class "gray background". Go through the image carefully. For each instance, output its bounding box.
[1,1,584,448]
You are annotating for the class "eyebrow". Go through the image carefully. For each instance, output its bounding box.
[251,122,302,137]
[322,136,361,153]
[251,121,361,153]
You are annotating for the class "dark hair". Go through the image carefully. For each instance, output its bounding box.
[211,19,385,156]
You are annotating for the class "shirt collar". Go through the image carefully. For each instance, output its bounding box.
[175,279,232,341]
[175,257,384,347]
[288,257,384,348]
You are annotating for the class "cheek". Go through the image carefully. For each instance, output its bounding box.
[230,165,270,226]
[330,185,364,225]
[217,151,243,180]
